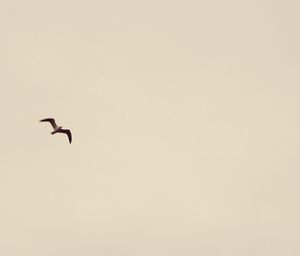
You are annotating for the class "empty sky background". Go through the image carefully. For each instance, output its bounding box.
[0,0,300,255]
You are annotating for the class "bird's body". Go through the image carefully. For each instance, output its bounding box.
[40,118,72,143]
[51,126,63,134]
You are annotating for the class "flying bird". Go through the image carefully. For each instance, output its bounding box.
[40,118,72,144]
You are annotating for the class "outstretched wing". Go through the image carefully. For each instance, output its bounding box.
[40,118,57,129]
[58,129,72,144]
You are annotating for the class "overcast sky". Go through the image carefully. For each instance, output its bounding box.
[0,0,300,255]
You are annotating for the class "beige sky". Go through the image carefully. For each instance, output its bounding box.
[0,0,300,255]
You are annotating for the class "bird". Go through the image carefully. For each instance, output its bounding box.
[40,118,72,144]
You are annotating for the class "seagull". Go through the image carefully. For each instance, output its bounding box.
[40,118,72,144]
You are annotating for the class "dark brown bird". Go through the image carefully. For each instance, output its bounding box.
[40,118,72,144]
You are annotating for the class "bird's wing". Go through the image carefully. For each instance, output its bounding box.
[40,118,57,129]
[58,129,72,144]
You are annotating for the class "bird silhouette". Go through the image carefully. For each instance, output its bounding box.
[40,118,72,144]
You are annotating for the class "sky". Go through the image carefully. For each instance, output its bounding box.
[0,0,300,255]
